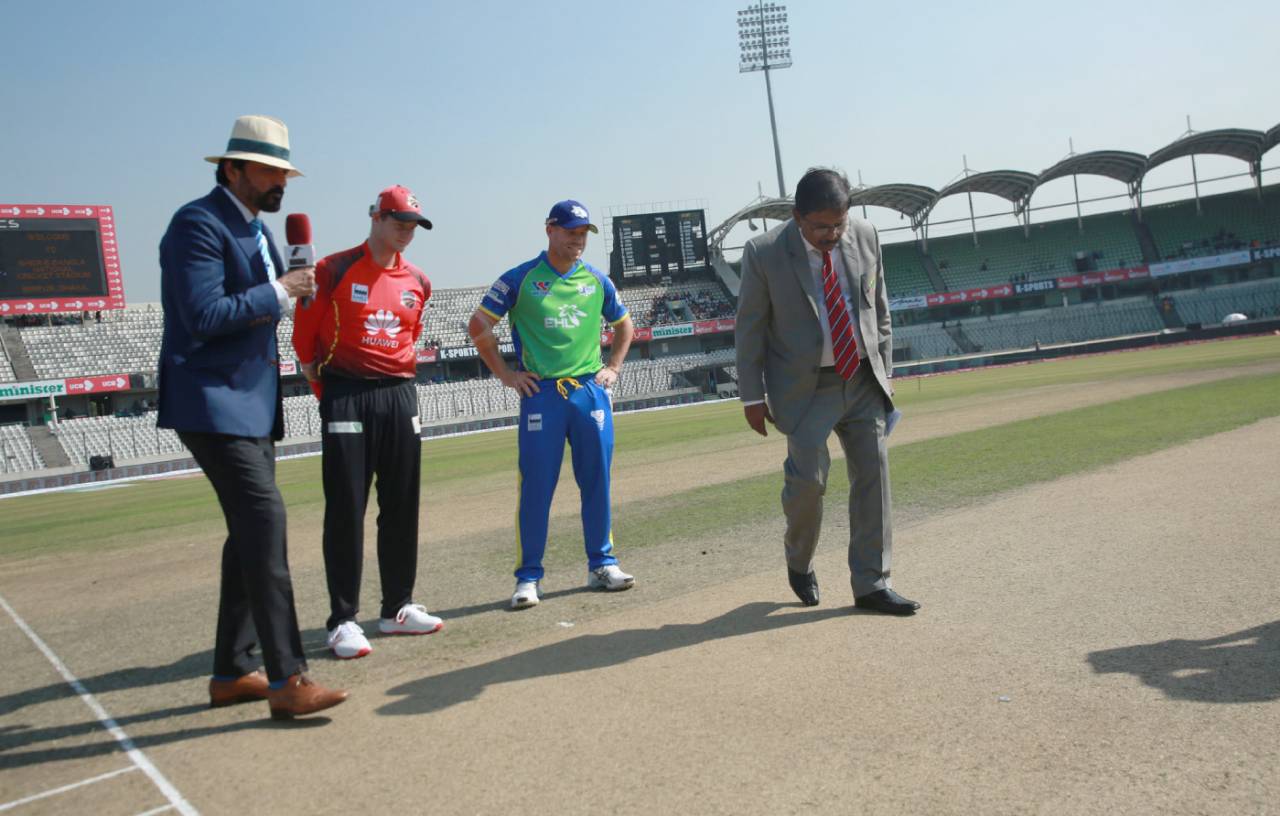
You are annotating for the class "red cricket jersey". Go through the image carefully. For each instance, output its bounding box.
[292,242,430,383]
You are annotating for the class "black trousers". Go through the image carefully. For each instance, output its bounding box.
[320,377,421,631]
[180,432,307,683]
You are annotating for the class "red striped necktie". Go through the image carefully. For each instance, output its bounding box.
[821,250,859,380]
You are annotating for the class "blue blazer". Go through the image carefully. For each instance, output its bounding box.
[157,188,286,439]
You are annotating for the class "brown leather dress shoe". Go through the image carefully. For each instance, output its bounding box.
[209,670,270,708]
[267,673,348,720]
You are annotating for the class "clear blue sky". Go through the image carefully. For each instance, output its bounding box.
[3,0,1277,304]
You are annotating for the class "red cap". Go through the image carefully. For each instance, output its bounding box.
[370,185,432,229]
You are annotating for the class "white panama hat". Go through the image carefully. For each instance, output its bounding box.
[204,114,302,177]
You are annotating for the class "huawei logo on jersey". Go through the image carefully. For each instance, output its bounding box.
[362,309,401,349]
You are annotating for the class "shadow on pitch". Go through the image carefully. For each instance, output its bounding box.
[0,624,341,717]
[0,704,331,770]
[1087,619,1280,703]
[378,600,845,717]
[430,585,593,620]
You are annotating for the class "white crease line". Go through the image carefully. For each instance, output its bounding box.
[0,593,199,816]
[0,765,138,811]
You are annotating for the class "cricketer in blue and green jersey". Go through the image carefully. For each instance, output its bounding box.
[471,200,634,605]
[478,252,628,378]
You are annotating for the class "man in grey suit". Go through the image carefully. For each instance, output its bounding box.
[735,167,919,615]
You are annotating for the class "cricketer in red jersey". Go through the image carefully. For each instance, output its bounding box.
[291,185,443,660]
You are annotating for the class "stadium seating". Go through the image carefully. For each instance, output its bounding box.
[20,308,164,379]
[1144,186,1280,261]
[929,211,1142,292]
[881,241,934,297]
[1169,278,1280,325]
[892,322,962,360]
[618,282,735,327]
[0,346,15,382]
[0,424,43,473]
[52,414,185,466]
[959,296,1163,352]
[44,349,738,466]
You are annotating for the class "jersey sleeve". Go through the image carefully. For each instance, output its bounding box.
[291,257,335,364]
[411,265,430,345]
[478,267,522,321]
[596,269,629,325]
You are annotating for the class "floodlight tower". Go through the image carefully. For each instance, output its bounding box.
[737,3,792,197]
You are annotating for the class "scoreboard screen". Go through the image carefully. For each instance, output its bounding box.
[0,205,122,315]
[610,209,708,281]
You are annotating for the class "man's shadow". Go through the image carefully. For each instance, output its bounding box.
[379,601,846,716]
[1087,619,1280,703]
[0,626,342,765]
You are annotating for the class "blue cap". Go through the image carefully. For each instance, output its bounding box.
[545,200,598,233]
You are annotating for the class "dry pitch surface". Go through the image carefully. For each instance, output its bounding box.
[1,348,1278,815]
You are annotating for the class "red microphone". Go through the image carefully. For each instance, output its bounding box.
[285,213,317,305]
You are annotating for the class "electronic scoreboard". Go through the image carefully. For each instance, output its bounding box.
[0,205,122,315]
[609,209,708,282]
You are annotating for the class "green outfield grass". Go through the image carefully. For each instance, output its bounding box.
[575,371,1280,562]
[1,336,1276,562]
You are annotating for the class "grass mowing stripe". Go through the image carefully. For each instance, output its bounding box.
[531,372,1280,563]
[891,334,1280,407]
[1,343,1274,560]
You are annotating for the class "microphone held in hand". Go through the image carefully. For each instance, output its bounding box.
[285,213,317,305]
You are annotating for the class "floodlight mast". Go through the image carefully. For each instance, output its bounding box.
[738,3,792,197]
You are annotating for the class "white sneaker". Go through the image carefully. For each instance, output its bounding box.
[588,564,634,591]
[511,581,540,609]
[379,603,444,636]
[327,621,372,660]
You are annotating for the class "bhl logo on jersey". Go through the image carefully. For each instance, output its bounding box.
[531,280,552,296]
[545,303,587,329]
[577,284,596,296]
[351,283,369,304]
[400,290,419,310]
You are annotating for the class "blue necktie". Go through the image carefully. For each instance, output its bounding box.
[250,218,277,281]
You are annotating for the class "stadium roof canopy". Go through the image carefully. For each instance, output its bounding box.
[1145,128,1269,175]
[937,170,1038,217]
[1035,150,1147,192]
[1264,122,1280,155]
[848,183,937,228]
[705,196,794,248]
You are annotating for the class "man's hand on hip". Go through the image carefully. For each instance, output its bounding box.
[594,365,619,389]
[501,369,541,398]
[743,402,774,437]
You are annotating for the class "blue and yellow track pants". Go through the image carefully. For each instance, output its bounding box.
[514,375,617,582]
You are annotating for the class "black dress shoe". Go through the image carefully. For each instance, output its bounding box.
[854,588,920,615]
[787,568,819,606]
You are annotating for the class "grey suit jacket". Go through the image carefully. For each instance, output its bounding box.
[734,217,893,435]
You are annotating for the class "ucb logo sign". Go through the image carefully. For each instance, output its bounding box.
[1253,246,1280,261]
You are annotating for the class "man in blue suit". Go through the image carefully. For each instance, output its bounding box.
[158,114,346,720]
